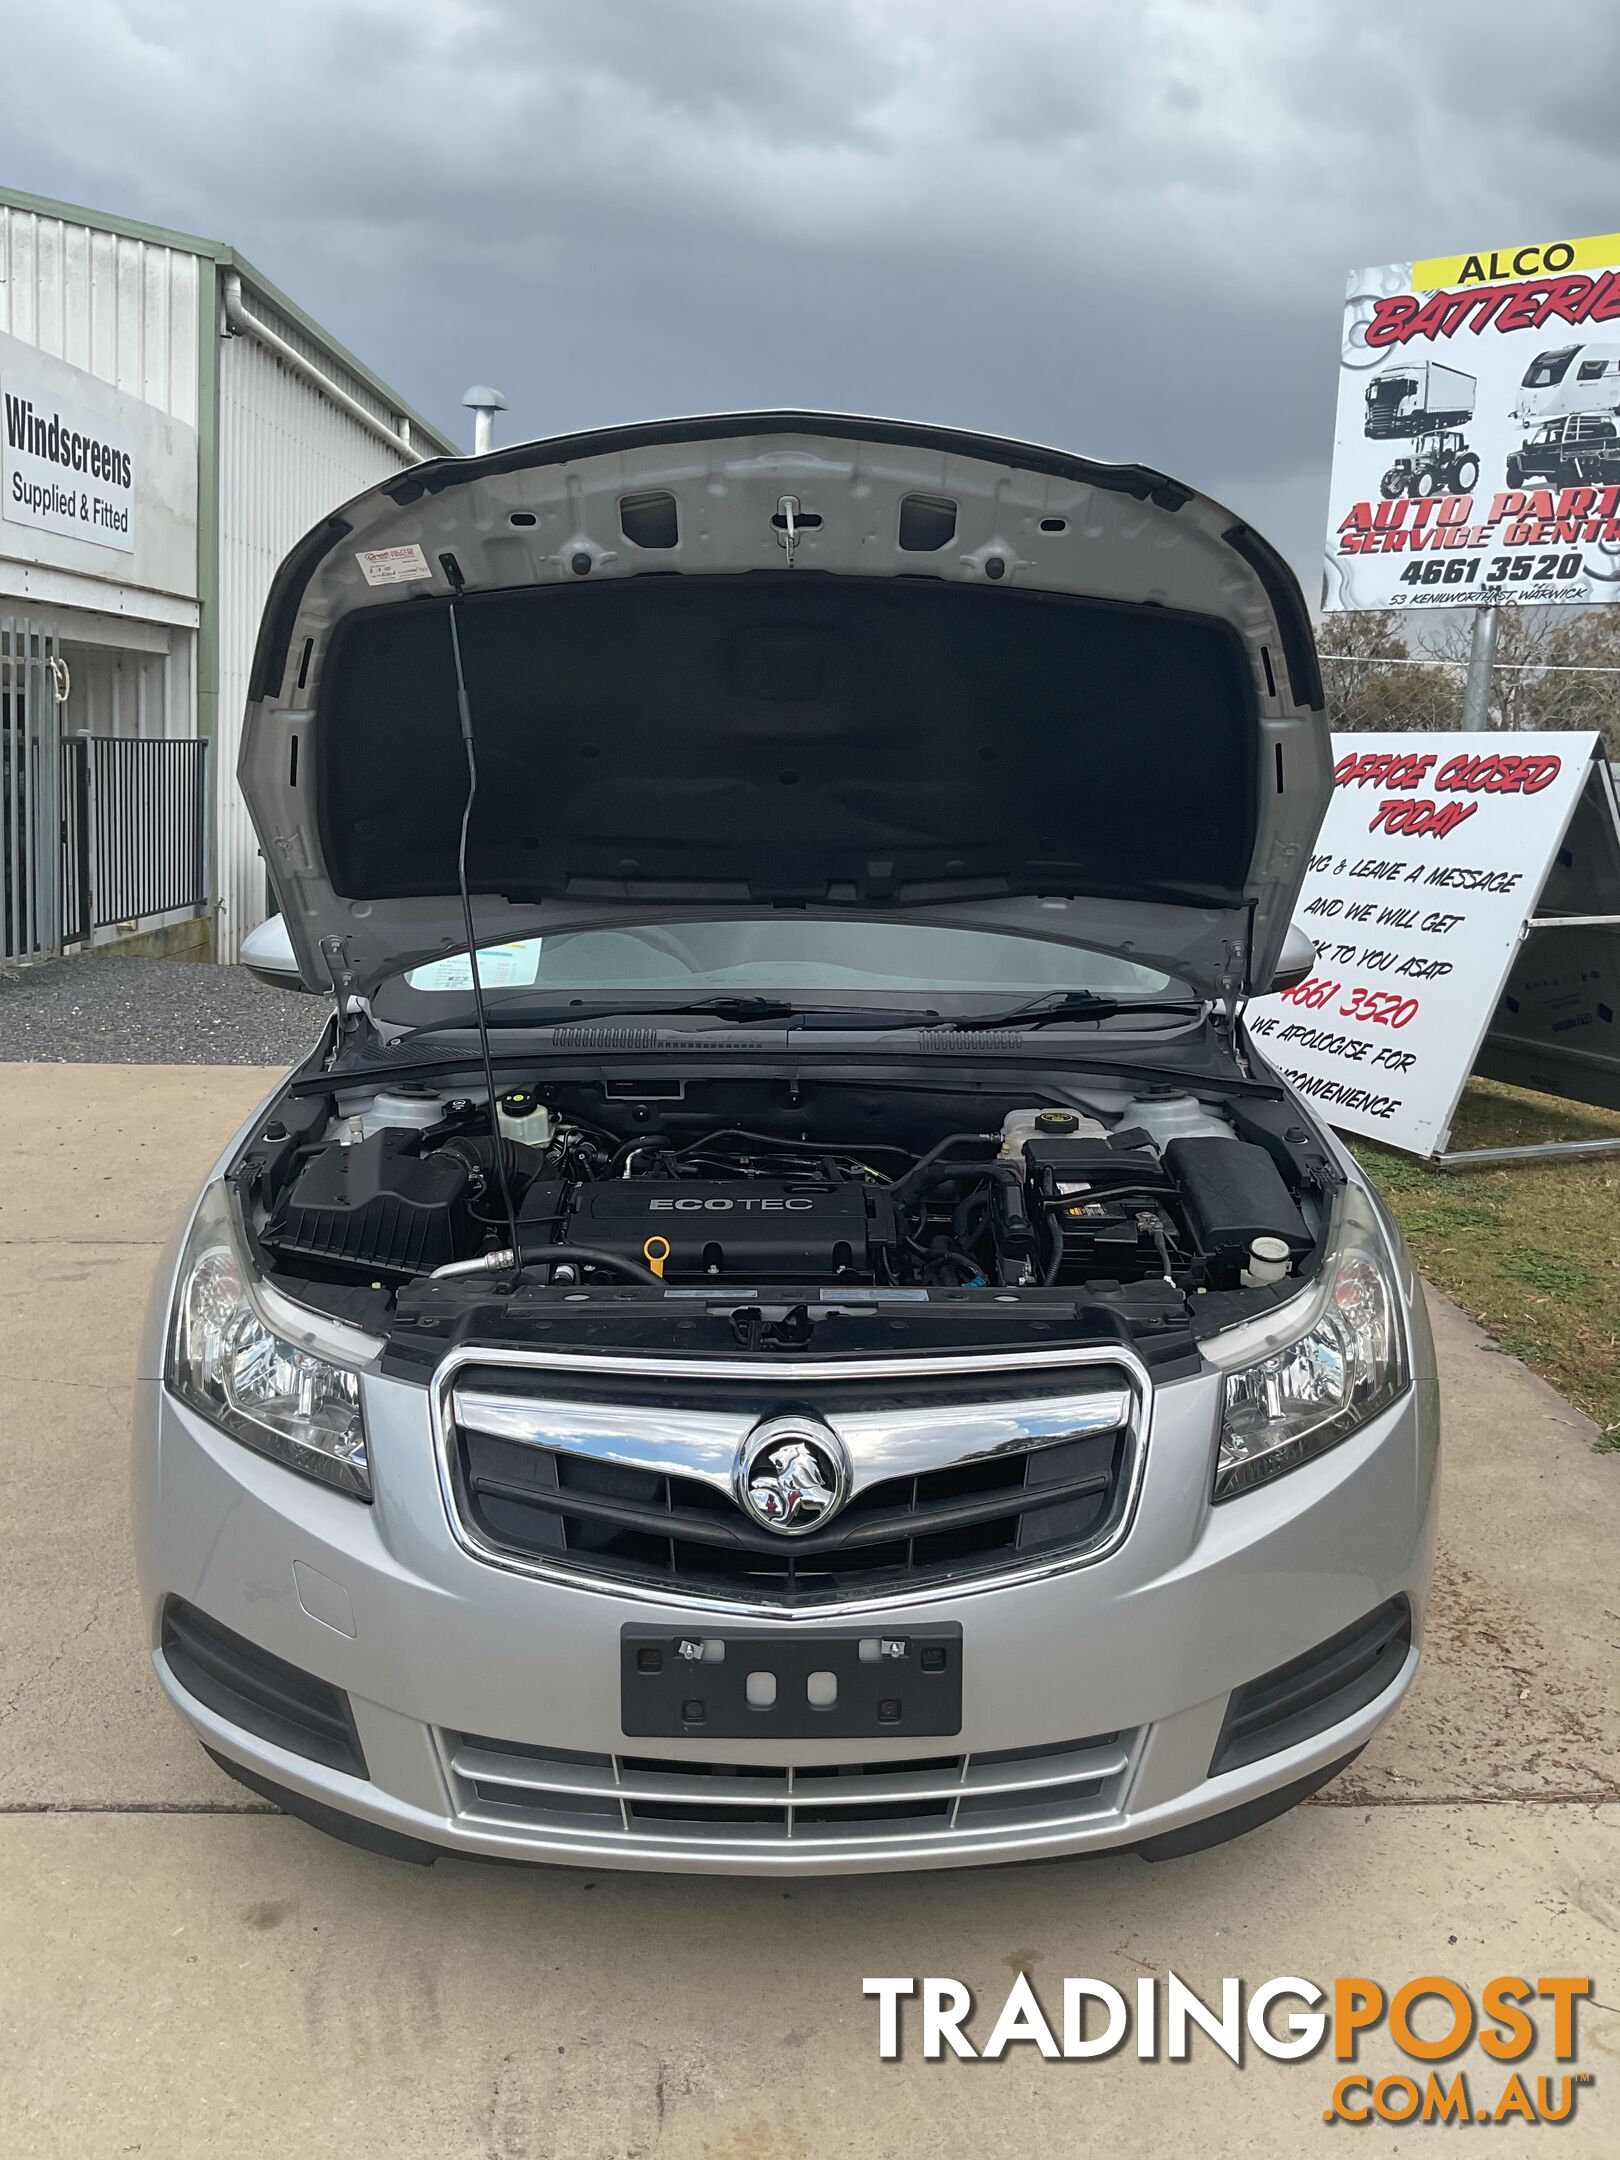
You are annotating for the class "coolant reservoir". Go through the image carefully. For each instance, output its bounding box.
[358,1084,447,1136]
[999,1106,1107,1158]
[1120,1089,1232,1150]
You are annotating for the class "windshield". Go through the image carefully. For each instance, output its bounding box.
[372,919,1185,1026]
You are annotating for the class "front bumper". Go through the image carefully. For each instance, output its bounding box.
[133,1351,1440,1875]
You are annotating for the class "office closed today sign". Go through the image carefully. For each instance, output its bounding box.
[1249,732,1613,1157]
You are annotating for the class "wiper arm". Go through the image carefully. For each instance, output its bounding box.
[400,995,798,1031]
[935,992,1205,1033]
[401,995,942,1033]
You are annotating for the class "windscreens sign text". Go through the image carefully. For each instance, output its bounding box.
[0,330,198,597]
[1324,233,1620,612]
[3,373,135,553]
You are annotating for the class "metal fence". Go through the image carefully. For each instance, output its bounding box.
[1319,603,1620,745]
[59,735,90,948]
[62,734,210,937]
[2,615,63,963]
[1320,649,1620,739]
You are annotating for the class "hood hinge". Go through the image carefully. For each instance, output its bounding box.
[320,936,368,1043]
[1215,923,1253,1075]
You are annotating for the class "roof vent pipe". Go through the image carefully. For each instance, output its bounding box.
[462,385,508,457]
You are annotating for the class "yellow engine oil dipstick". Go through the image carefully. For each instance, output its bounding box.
[642,1234,671,1281]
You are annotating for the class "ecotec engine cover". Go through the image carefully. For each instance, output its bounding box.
[529,1178,897,1282]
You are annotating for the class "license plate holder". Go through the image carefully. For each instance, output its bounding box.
[620,1624,963,1740]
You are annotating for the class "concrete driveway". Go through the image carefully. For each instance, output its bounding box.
[1,1063,1615,2158]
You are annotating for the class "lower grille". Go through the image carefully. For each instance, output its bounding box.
[447,1728,1137,1846]
[161,1598,366,1777]
[1210,1596,1412,1775]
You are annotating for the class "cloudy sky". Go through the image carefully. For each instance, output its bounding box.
[9,0,1620,596]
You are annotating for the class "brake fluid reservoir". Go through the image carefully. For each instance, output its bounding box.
[497,1087,553,1148]
[999,1106,1107,1158]
[1121,1090,1232,1149]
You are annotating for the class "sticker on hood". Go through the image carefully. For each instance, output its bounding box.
[355,543,433,587]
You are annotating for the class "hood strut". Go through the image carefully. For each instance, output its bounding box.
[1216,903,1258,1075]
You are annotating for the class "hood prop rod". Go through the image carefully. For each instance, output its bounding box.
[446,593,523,1287]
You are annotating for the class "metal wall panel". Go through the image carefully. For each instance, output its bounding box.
[59,642,173,739]
[0,205,200,425]
[215,298,423,959]
[3,194,452,964]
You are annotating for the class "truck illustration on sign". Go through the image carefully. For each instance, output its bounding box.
[1364,362,1480,499]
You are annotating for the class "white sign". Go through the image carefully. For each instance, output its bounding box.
[1248,732,1600,1156]
[4,362,136,552]
[1325,231,1620,612]
[405,940,542,990]
[356,543,433,587]
[0,331,198,598]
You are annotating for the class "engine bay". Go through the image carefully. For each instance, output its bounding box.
[233,1066,1339,1357]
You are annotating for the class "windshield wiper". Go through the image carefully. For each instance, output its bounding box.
[402,995,943,1033]
[933,991,1206,1032]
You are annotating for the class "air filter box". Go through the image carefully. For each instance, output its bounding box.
[268,1129,471,1278]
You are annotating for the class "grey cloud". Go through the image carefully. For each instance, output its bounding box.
[8,0,1619,587]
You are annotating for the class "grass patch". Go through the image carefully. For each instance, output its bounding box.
[1350,1076,1620,1451]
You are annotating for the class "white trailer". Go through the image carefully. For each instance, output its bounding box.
[1514,342,1620,426]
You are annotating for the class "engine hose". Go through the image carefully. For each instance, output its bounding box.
[673,1127,915,1168]
[890,1154,1021,1217]
[435,1133,543,1187]
[885,1132,999,1208]
[430,1241,663,1285]
[954,1188,992,1244]
[523,1242,664,1285]
[1036,1183,1172,1210]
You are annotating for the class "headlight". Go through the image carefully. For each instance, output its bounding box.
[1204,1179,1409,1501]
[167,1182,376,1497]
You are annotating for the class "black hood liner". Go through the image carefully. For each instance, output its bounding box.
[316,574,1257,909]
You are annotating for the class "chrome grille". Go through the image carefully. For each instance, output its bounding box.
[446,1728,1138,1848]
[436,1348,1147,1610]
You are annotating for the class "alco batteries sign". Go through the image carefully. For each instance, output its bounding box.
[1324,233,1620,611]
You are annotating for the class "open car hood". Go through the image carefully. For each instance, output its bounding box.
[239,413,1329,1003]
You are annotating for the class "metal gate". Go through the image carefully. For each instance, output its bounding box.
[1,615,66,963]
[65,734,210,932]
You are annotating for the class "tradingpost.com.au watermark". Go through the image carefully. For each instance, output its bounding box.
[864,1972,1597,2127]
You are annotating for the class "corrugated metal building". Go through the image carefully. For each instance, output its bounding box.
[0,185,458,964]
